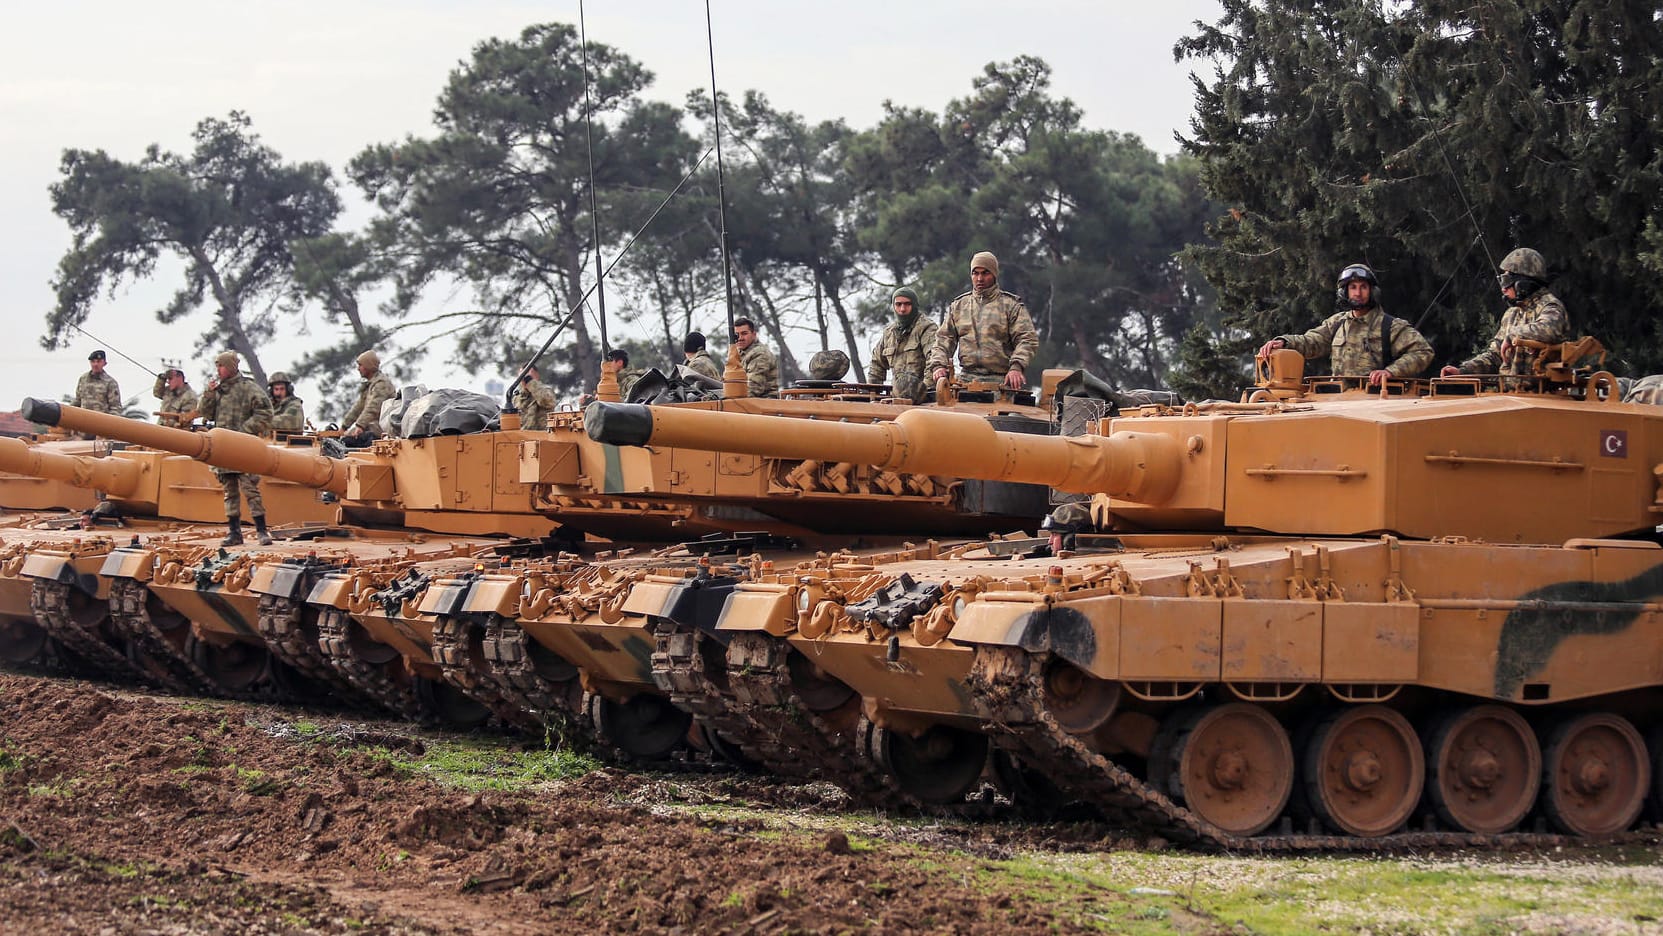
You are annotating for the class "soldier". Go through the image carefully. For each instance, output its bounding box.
[75,350,122,415]
[1441,247,1570,382]
[683,332,722,380]
[807,349,850,381]
[733,318,779,397]
[928,251,1039,390]
[867,286,939,403]
[1257,263,1434,384]
[342,350,396,447]
[197,351,275,546]
[152,365,199,427]
[268,372,305,434]
[514,362,557,430]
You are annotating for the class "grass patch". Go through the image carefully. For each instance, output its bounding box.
[365,738,599,792]
[0,746,26,775]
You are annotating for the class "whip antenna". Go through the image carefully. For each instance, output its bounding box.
[578,0,609,357]
[705,0,736,337]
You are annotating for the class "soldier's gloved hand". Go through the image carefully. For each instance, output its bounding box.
[1367,369,1391,386]
[1500,339,1515,363]
[1439,365,1464,378]
[1004,368,1026,390]
[932,367,949,383]
[1257,338,1285,358]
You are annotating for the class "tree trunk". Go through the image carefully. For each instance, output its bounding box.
[191,247,266,387]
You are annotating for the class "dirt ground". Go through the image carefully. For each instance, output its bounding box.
[0,671,1115,935]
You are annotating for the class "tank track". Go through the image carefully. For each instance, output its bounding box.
[429,614,540,729]
[29,579,166,687]
[107,578,219,694]
[649,621,912,805]
[479,615,591,742]
[966,645,1642,852]
[314,608,425,720]
[255,595,374,705]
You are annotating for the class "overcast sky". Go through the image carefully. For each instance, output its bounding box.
[0,0,1224,414]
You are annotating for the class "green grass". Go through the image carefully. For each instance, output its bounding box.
[361,738,599,792]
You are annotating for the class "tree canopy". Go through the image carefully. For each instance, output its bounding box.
[1176,0,1663,383]
[46,112,340,386]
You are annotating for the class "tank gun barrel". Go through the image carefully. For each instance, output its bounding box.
[0,436,144,496]
[585,402,1183,503]
[21,398,349,496]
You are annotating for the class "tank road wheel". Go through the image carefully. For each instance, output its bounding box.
[187,635,270,695]
[413,676,492,729]
[1303,705,1424,837]
[0,615,51,666]
[874,724,990,805]
[1649,725,1663,822]
[1041,659,1121,735]
[591,693,692,763]
[1427,705,1541,834]
[1540,713,1650,837]
[1162,703,1293,837]
[786,649,856,713]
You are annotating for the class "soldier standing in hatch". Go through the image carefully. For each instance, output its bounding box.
[342,350,396,447]
[268,372,305,434]
[197,351,275,546]
[1441,247,1570,383]
[928,251,1038,390]
[76,350,122,415]
[867,286,938,403]
[1257,263,1434,384]
[152,365,199,427]
[732,318,779,397]
[682,332,722,381]
[514,362,557,430]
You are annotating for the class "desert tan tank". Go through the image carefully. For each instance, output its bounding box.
[585,339,1663,844]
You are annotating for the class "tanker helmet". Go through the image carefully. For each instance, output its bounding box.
[1335,263,1380,310]
[1497,247,1548,301]
[268,371,292,386]
[807,349,850,381]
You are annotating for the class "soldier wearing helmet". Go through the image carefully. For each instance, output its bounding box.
[342,350,396,447]
[1258,263,1434,385]
[867,286,939,403]
[1441,247,1569,382]
[807,349,850,382]
[267,371,305,433]
[152,363,199,427]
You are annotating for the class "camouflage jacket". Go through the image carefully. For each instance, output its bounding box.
[927,287,1039,378]
[1625,374,1663,406]
[514,376,557,430]
[1276,306,1434,378]
[867,316,940,403]
[344,370,397,433]
[151,375,199,425]
[75,370,122,415]
[740,342,779,397]
[271,395,306,432]
[685,350,722,380]
[198,372,273,436]
[1458,291,1570,378]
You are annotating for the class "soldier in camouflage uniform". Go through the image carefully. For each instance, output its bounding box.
[733,318,779,397]
[342,350,396,447]
[1441,247,1569,384]
[867,286,938,403]
[1258,263,1434,384]
[197,351,275,546]
[928,251,1039,390]
[268,372,305,434]
[682,332,722,381]
[152,365,199,427]
[75,350,122,415]
[514,362,557,430]
[807,349,850,381]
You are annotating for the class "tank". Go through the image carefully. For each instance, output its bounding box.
[15,379,1079,768]
[584,343,1663,844]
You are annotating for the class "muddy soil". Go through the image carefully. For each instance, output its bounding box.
[0,672,1101,934]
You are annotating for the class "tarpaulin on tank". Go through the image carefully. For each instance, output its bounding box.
[1052,368,1182,412]
[627,367,722,405]
[397,389,501,438]
[379,384,429,437]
